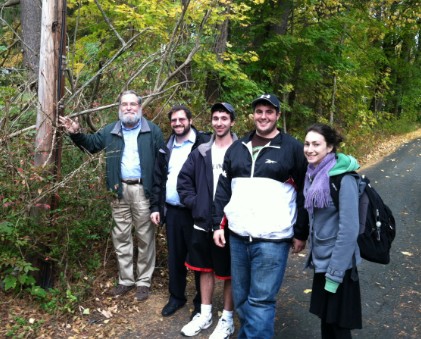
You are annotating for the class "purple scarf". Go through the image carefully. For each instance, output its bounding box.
[304,153,337,214]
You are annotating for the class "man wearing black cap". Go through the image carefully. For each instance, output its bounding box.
[59,90,164,301]
[177,103,237,338]
[212,94,309,338]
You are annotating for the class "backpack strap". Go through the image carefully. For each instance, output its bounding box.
[329,171,359,210]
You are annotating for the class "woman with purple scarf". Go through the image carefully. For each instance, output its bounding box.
[303,123,362,339]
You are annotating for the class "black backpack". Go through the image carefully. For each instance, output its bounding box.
[330,172,396,264]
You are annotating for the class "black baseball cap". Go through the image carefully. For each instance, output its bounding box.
[251,94,280,112]
[211,102,236,120]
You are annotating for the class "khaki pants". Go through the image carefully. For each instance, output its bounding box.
[111,183,155,287]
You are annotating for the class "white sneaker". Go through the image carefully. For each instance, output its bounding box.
[209,317,234,339]
[181,313,213,337]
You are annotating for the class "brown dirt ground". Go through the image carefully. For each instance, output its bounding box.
[1,128,420,338]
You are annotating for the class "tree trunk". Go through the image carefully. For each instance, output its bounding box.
[330,73,337,124]
[205,18,229,103]
[35,0,66,171]
[273,0,293,35]
[20,0,42,88]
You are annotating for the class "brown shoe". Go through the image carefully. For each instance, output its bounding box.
[109,284,135,296]
[136,286,150,301]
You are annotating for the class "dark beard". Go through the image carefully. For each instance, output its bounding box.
[174,124,191,137]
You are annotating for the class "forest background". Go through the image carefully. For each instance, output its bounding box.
[0,0,420,335]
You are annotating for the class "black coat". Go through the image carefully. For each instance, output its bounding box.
[177,134,237,231]
[149,127,210,222]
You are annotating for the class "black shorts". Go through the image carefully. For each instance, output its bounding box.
[185,228,231,280]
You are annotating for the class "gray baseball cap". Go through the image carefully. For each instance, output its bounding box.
[211,102,236,120]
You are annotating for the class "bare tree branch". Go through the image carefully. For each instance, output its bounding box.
[0,16,36,56]
[142,80,193,107]
[155,0,191,88]
[152,9,212,98]
[93,0,125,46]
[1,81,193,143]
[1,0,20,8]
[65,32,144,104]
[126,51,162,87]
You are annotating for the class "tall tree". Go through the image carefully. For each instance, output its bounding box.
[1,0,42,86]
[21,0,42,87]
[35,0,66,170]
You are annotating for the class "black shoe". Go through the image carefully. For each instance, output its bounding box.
[161,299,185,317]
[190,304,201,320]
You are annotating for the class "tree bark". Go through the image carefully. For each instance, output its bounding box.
[205,18,229,102]
[35,0,65,168]
[273,0,293,35]
[20,0,42,87]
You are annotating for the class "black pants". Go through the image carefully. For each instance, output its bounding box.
[165,204,201,307]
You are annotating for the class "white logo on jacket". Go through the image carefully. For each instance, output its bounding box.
[265,159,277,164]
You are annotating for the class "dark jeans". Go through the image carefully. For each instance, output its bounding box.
[165,204,200,307]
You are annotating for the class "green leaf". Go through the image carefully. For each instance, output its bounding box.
[29,285,47,298]
[4,275,17,290]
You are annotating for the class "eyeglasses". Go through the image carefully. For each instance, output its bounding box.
[170,117,188,123]
[120,102,139,108]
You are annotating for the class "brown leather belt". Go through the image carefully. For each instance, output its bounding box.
[122,179,142,185]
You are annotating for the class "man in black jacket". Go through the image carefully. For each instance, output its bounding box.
[150,105,210,318]
[212,94,309,338]
[177,103,237,338]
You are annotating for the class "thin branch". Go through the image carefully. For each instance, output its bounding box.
[153,9,212,95]
[65,32,143,104]
[2,0,20,7]
[0,16,36,56]
[30,152,103,205]
[142,80,193,107]
[126,51,162,88]
[1,81,193,143]
[155,0,191,88]
[0,103,117,143]
[93,0,125,46]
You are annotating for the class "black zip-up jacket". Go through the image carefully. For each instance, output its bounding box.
[177,133,238,232]
[212,129,309,241]
[149,127,211,221]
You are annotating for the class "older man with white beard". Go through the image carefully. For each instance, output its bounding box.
[59,90,164,301]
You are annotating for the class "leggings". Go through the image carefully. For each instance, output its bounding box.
[321,320,352,339]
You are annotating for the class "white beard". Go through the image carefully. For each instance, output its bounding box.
[119,109,142,126]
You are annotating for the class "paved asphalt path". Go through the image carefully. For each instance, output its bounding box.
[120,138,420,339]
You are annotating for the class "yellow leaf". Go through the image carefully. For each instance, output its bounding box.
[304,289,312,294]
[401,251,413,256]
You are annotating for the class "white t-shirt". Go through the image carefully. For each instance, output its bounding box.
[211,143,228,198]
